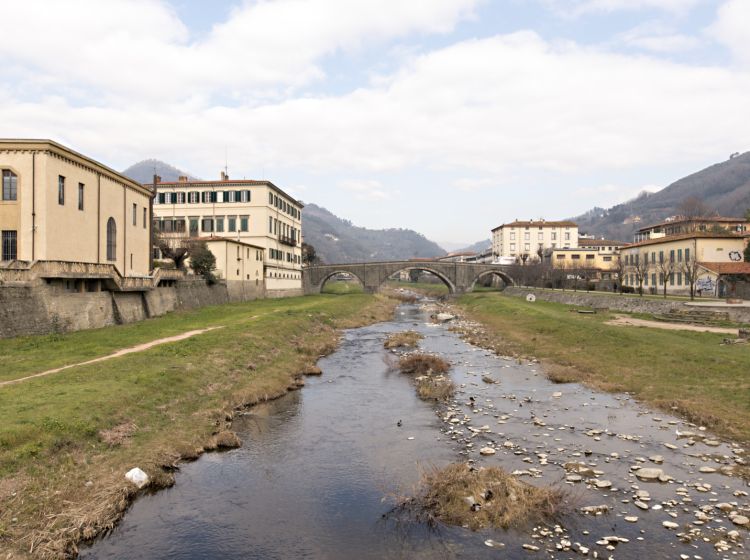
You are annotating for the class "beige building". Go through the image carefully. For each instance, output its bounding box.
[492,220,578,261]
[619,233,749,296]
[550,238,625,278]
[0,139,153,277]
[197,237,265,300]
[152,174,303,294]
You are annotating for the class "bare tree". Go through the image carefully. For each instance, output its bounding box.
[155,232,190,269]
[677,196,713,223]
[613,254,627,294]
[680,252,703,301]
[626,251,648,296]
[655,253,676,299]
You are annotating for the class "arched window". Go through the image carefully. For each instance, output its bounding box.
[106,218,117,261]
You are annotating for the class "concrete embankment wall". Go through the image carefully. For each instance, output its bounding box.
[0,277,268,339]
[503,287,750,323]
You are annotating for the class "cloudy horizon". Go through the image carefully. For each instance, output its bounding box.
[2,0,748,246]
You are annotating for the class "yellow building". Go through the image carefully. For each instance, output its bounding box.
[196,237,265,301]
[492,220,578,261]
[152,174,303,294]
[0,139,153,277]
[634,216,750,242]
[619,233,749,296]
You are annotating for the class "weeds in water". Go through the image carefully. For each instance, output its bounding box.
[399,353,450,375]
[384,331,424,350]
[398,463,566,531]
[415,375,455,401]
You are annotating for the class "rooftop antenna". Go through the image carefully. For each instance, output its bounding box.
[224,145,228,178]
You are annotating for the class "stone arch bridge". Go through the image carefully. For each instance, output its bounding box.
[303,261,515,295]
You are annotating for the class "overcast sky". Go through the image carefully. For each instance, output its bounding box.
[2,0,749,247]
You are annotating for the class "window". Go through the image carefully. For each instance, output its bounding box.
[269,216,273,233]
[176,192,185,204]
[571,254,581,260]
[659,273,664,285]
[651,273,656,286]
[651,251,656,263]
[677,272,682,286]
[201,218,214,232]
[551,232,556,241]
[524,243,530,252]
[143,207,147,228]
[586,254,595,260]
[644,274,648,286]
[524,232,530,241]
[685,248,690,262]
[228,216,237,232]
[239,190,251,203]
[132,203,137,226]
[2,170,17,201]
[538,232,543,241]
[78,183,85,211]
[677,249,683,262]
[669,273,674,286]
[510,232,516,241]
[2,230,17,260]
[157,193,165,204]
[188,191,199,203]
[510,243,515,252]
[216,217,225,232]
[659,251,664,263]
[556,254,566,260]
[564,232,570,241]
[240,216,249,232]
[603,256,612,262]
[225,191,235,203]
[189,218,199,236]
[669,249,675,262]
[58,176,65,205]
[106,218,116,261]
[269,192,273,204]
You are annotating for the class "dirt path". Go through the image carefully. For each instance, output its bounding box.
[605,314,738,334]
[0,326,224,388]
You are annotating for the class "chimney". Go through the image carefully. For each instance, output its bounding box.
[153,174,161,184]
[220,171,229,181]
[178,175,188,183]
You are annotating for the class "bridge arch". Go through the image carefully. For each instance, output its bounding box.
[386,265,457,294]
[469,269,515,292]
[318,269,366,292]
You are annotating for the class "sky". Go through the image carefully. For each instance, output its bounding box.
[1,0,749,248]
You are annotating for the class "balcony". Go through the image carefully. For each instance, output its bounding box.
[279,235,297,247]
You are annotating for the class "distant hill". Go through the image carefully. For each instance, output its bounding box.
[456,239,492,254]
[303,203,446,263]
[122,159,199,184]
[573,151,750,241]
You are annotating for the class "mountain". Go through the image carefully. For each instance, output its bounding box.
[456,239,492,254]
[122,159,199,184]
[573,151,750,241]
[302,203,446,263]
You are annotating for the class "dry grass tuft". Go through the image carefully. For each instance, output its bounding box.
[410,463,566,530]
[399,353,450,376]
[415,375,455,400]
[384,331,424,349]
[653,399,723,431]
[98,422,137,447]
[212,430,242,449]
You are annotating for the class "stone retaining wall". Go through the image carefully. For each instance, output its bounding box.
[503,287,750,323]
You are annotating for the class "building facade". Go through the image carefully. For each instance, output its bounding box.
[199,237,265,300]
[0,139,153,277]
[619,233,749,296]
[492,220,578,261]
[152,175,303,294]
[634,216,750,242]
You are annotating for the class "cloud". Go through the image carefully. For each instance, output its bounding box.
[0,0,479,104]
[538,0,700,17]
[338,180,393,201]
[617,22,701,53]
[709,0,750,66]
[453,178,498,192]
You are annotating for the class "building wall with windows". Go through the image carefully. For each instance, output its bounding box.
[550,247,618,274]
[634,217,750,242]
[619,233,748,295]
[152,176,303,292]
[0,139,153,276]
[491,220,578,260]
[199,237,265,301]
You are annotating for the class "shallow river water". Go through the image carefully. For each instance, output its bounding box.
[81,301,748,559]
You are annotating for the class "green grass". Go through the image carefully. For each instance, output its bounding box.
[321,280,365,295]
[0,293,395,557]
[384,280,450,297]
[456,292,750,444]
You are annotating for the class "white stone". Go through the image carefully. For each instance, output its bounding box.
[635,467,664,481]
[480,447,496,456]
[662,521,679,529]
[125,467,149,489]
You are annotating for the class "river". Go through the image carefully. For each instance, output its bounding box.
[81,299,748,559]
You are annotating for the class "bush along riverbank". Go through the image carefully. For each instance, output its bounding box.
[449,292,750,474]
[0,294,397,559]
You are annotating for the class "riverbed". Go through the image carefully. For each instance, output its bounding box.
[81,300,748,559]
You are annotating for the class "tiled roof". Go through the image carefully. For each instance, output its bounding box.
[699,262,750,275]
[637,216,749,232]
[622,232,748,249]
[578,238,625,247]
[151,179,303,207]
[492,220,577,231]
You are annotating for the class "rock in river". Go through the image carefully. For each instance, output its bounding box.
[635,467,664,481]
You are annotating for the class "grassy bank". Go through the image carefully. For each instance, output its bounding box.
[455,293,750,445]
[320,280,364,295]
[0,294,395,559]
